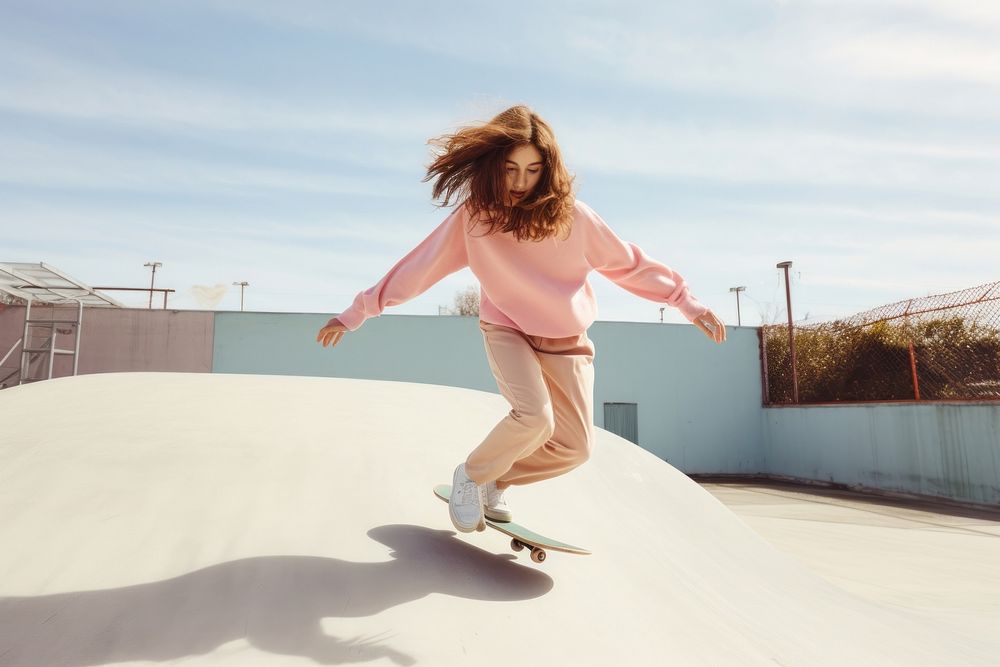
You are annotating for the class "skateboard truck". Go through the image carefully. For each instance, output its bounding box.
[510,538,546,563]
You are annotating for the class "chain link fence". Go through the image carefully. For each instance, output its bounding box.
[762,281,1000,404]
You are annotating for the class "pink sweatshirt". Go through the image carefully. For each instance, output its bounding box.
[335,199,708,338]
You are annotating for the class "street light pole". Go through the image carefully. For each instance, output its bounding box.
[776,261,798,403]
[144,262,161,309]
[232,281,249,312]
[729,286,746,326]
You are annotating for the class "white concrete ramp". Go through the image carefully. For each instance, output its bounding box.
[1,373,997,666]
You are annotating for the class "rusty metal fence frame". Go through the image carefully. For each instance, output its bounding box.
[761,281,1000,405]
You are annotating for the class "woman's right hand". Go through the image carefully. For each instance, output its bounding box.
[316,317,348,348]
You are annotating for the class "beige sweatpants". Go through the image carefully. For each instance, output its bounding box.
[465,321,596,490]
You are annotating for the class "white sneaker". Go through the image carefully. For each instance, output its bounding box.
[484,481,512,522]
[449,464,485,533]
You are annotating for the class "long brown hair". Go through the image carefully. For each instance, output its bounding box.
[423,105,576,241]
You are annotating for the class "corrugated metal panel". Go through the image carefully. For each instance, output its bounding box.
[603,402,638,444]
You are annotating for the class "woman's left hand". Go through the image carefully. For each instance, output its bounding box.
[693,310,727,343]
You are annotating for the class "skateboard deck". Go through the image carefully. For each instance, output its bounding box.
[433,484,591,563]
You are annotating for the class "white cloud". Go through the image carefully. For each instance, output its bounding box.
[795,0,1000,28]
[825,29,1000,86]
[733,201,1000,234]
[1,197,471,313]
[0,40,447,139]
[0,198,432,248]
[559,114,1000,196]
[0,134,414,197]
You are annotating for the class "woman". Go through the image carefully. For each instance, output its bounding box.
[316,105,726,533]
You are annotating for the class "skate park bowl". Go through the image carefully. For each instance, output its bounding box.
[2,372,999,666]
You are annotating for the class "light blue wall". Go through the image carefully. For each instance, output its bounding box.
[586,321,763,473]
[212,313,764,473]
[762,403,1000,506]
[213,313,494,389]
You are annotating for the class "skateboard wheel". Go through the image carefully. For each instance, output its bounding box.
[511,539,524,552]
[531,549,546,564]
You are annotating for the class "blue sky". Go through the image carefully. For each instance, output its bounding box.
[2,0,998,327]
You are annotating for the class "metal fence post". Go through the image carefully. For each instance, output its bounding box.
[777,261,799,403]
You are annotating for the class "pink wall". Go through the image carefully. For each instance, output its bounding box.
[0,305,214,385]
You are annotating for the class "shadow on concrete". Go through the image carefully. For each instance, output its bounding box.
[0,524,552,666]
[694,477,1000,521]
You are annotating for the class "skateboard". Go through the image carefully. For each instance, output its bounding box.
[433,484,591,564]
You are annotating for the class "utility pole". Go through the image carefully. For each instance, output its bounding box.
[729,286,746,326]
[232,281,249,312]
[144,262,161,309]
[776,261,798,403]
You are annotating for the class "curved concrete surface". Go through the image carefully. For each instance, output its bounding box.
[1,372,998,666]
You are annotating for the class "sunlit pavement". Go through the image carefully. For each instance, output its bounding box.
[701,479,1000,636]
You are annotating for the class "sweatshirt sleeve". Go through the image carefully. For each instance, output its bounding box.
[335,206,470,331]
[582,202,708,323]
